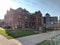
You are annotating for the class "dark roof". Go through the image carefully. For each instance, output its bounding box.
[45,13,50,17]
[16,7,24,12]
[16,7,31,15]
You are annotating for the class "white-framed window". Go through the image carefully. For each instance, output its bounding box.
[19,15,21,18]
[25,16,28,19]
[51,22,53,24]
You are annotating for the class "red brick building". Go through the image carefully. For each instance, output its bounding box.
[4,8,43,30]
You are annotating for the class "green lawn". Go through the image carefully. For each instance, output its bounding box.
[0,28,37,39]
[36,40,55,45]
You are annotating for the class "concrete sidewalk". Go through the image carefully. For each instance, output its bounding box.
[11,30,60,45]
[0,35,16,45]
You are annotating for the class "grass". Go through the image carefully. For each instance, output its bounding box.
[0,28,37,39]
[36,40,55,45]
[0,29,13,39]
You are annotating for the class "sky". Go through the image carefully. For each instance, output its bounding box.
[0,0,60,19]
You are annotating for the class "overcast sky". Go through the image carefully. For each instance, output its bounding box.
[0,0,60,19]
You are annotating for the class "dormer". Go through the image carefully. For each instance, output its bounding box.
[45,13,50,17]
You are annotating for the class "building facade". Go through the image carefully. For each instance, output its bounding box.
[43,13,58,28]
[4,8,58,30]
[0,19,4,27]
[4,8,43,30]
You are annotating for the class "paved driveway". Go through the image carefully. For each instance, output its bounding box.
[11,30,60,45]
